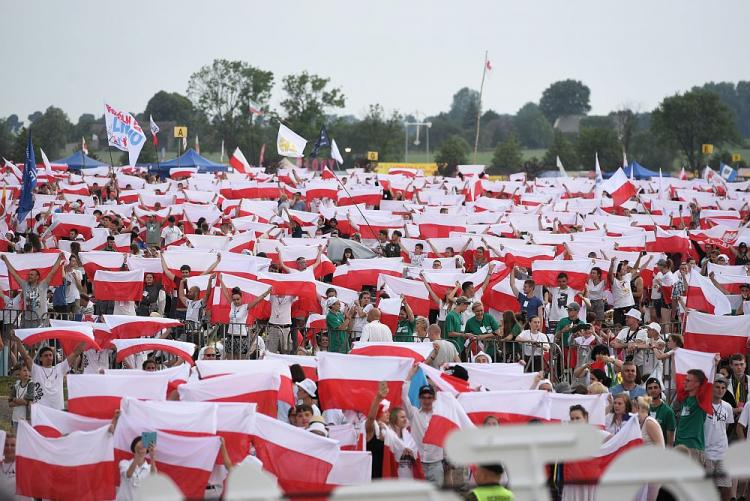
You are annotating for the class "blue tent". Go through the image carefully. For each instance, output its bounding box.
[143,149,228,177]
[604,161,661,180]
[53,150,108,170]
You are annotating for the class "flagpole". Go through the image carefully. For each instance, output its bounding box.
[472,50,488,165]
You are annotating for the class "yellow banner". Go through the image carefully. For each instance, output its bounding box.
[375,162,438,175]
[701,144,714,154]
[731,153,742,162]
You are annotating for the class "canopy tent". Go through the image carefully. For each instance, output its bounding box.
[53,151,108,171]
[604,161,662,180]
[144,149,228,177]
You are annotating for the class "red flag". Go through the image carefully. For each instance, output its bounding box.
[229,147,251,174]
[601,167,637,205]
[67,373,169,419]
[684,310,750,357]
[93,269,144,301]
[674,348,716,415]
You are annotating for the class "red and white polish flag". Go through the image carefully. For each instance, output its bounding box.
[305,313,328,332]
[2,252,64,288]
[103,314,182,339]
[229,147,251,173]
[327,451,373,486]
[30,405,110,438]
[377,296,402,333]
[464,370,540,392]
[422,392,476,447]
[317,352,412,414]
[683,310,750,357]
[532,259,592,290]
[332,258,404,291]
[93,269,144,301]
[564,417,643,484]
[252,412,340,494]
[119,398,218,438]
[674,347,717,415]
[257,268,320,314]
[169,167,198,179]
[265,352,319,381]
[16,421,116,501]
[458,390,549,424]
[484,274,524,313]
[647,227,691,256]
[49,213,96,240]
[601,167,637,205]
[215,403,256,465]
[376,274,431,317]
[328,423,361,451]
[351,341,434,363]
[111,338,196,365]
[79,250,128,277]
[196,359,294,406]
[501,243,556,268]
[686,267,732,315]
[178,372,282,417]
[209,272,271,323]
[419,363,472,395]
[304,180,339,201]
[547,393,609,427]
[67,373,169,419]
[15,324,99,353]
[337,187,383,207]
[414,214,468,239]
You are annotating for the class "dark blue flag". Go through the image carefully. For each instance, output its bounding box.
[309,126,331,158]
[17,132,37,224]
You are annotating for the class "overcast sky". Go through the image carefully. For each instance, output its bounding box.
[2,0,748,124]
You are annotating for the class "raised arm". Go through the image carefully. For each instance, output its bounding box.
[608,257,616,286]
[365,381,388,441]
[309,245,324,272]
[276,248,294,274]
[0,255,24,286]
[160,252,176,282]
[203,253,222,276]
[14,338,33,370]
[246,287,272,310]
[509,265,520,297]
[402,296,414,323]
[199,275,215,307]
[420,271,441,304]
[65,341,86,368]
[477,262,496,295]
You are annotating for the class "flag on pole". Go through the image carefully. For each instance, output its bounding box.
[17,131,37,224]
[601,166,636,205]
[485,60,492,72]
[720,163,737,182]
[594,152,603,199]
[104,103,146,167]
[259,143,266,166]
[310,126,331,158]
[149,115,160,146]
[277,124,307,158]
[220,140,225,162]
[229,147,250,173]
[81,136,88,154]
[248,99,264,116]
[331,139,344,164]
[623,150,628,168]
[658,168,666,200]
[679,166,687,180]
[556,156,567,177]
[195,135,200,154]
[39,148,52,172]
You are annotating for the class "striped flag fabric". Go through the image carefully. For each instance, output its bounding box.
[332,258,404,291]
[79,251,128,277]
[265,352,318,381]
[317,352,412,414]
[93,269,144,301]
[683,310,750,357]
[376,274,431,317]
[336,187,383,207]
[412,213,468,239]
[601,167,637,205]
[119,398,218,438]
[30,405,110,438]
[15,325,99,353]
[67,373,169,419]
[532,259,593,290]
[351,341,434,363]
[16,421,116,501]
[149,115,159,145]
[178,372,282,417]
[215,403,256,465]
[103,314,182,339]
[547,393,609,427]
[458,390,549,424]
[3,252,64,288]
[674,347,716,415]
[327,451,372,486]
[419,363,472,395]
[686,267,732,315]
[49,212,96,240]
[377,296,401,333]
[422,392,475,447]
[111,338,196,365]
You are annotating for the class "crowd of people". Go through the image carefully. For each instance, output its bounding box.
[0,160,748,500]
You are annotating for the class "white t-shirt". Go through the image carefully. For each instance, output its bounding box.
[516,330,550,357]
[269,295,295,325]
[64,269,83,303]
[430,340,458,368]
[615,327,648,365]
[586,279,605,301]
[113,301,137,316]
[160,226,183,245]
[228,303,249,336]
[82,349,112,374]
[738,401,750,430]
[11,381,32,423]
[351,303,373,333]
[117,459,152,501]
[360,321,393,342]
[611,273,634,308]
[0,460,31,501]
[185,298,203,323]
[651,271,674,301]
[704,400,734,461]
[547,286,579,322]
[31,360,70,411]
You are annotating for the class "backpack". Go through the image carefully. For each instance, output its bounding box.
[52,282,67,307]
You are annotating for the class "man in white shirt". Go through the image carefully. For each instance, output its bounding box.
[611,308,648,369]
[0,434,31,501]
[359,308,393,342]
[401,379,444,487]
[17,342,84,411]
[545,273,580,333]
[350,291,374,341]
[704,376,734,499]
[160,216,183,247]
[424,323,460,369]
[267,294,297,354]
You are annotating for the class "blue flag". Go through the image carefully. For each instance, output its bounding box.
[408,367,429,408]
[309,126,331,158]
[17,132,37,224]
[720,163,737,182]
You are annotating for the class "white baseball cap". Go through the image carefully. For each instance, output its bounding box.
[625,308,642,321]
[296,378,317,397]
[646,322,662,334]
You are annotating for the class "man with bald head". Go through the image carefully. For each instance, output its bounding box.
[425,323,461,368]
[359,308,393,342]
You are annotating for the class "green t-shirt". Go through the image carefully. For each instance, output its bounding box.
[326,310,349,354]
[394,319,415,342]
[674,396,707,450]
[554,317,580,347]
[443,310,464,353]
[650,401,676,440]
[510,323,522,338]
[464,314,500,337]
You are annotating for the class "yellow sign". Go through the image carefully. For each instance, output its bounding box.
[731,153,742,162]
[375,162,439,176]
[366,151,379,161]
[173,126,188,138]
[701,144,714,154]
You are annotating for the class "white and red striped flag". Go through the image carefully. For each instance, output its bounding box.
[257,268,320,314]
[327,451,372,486]
[317,352,412,414]
[413,213,468,239]
[93,268,144,301]
[377,296,401,333]
[683,310,750,357]
[333,258,404,291]
[458,390,549,424]
[337,187,383,207]
[16,421,116,501]
[230,147,251,173]
[215,403,256,465]
[376,274,431,317]
[30,405,110,438]
[111,338,196,365]
[351,341,434,363]
[419,363,472,395]
[49,213,96,240]
[195,359,294,405]
[674,347,717,415]
[79,250,128,277]
[103,314,182,339]
[178,372,282,417]
[149,115,159,145]
[601,167,637,205]
[532,259,592,290]
[422,392,475,447]
[67,373,169,419]
[686,267,732,315]
[502,243,556,268]
[547,393,609,427]
[2,252,64,288]
[119,398,218,438]
[15,324,99,353]
[564,417,643,485]
[265,352,318,381]
[304,180,339,202]
[253,412,340,495]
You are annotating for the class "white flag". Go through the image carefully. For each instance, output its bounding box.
[220,140,225,162]
[277,124,307,158]
[104,103,146,167]
[149,115,160,136]
[556,156,567,177]
[40,148,52,172]
[594,152,603,199]
[331,139,344,164]
[658,168,666,200]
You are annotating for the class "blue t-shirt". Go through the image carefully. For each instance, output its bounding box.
[609,383,646,400]
[517,293,542,319]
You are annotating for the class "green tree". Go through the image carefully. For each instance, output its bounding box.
[351,105,404,162]
[539,79,592,124]
[693,81,750,138]
[490,133,522,174]
[576,127,621,172]
[513,102,553,148]
[145,91,198,124]
[434,135,470,176]
[629,130,678,172]
[651,89,739,170]
[543,130,579,169]
[610,109,639,154]
[280,71,345,140]
[448,87,480,124]
[70,113,97,143]
[0,118,15,160]
[6,115,22,134]
[29,106,73,159]
[27,111,43,124]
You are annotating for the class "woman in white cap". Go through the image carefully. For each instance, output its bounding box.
[640,322,665,379]
[295,378,321,416]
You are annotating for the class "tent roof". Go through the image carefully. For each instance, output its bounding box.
[605,161,660,180]
[143,149,228,176]
[53,150,108,170]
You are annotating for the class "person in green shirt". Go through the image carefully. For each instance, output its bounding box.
[444,297,470,355]
[646,377,676,446]
[554,303,581,348]
[466,463,514,501]
[325,297,353,354]
[394,297,415,342]
[673,369,708,458]
[464,302,501,359]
